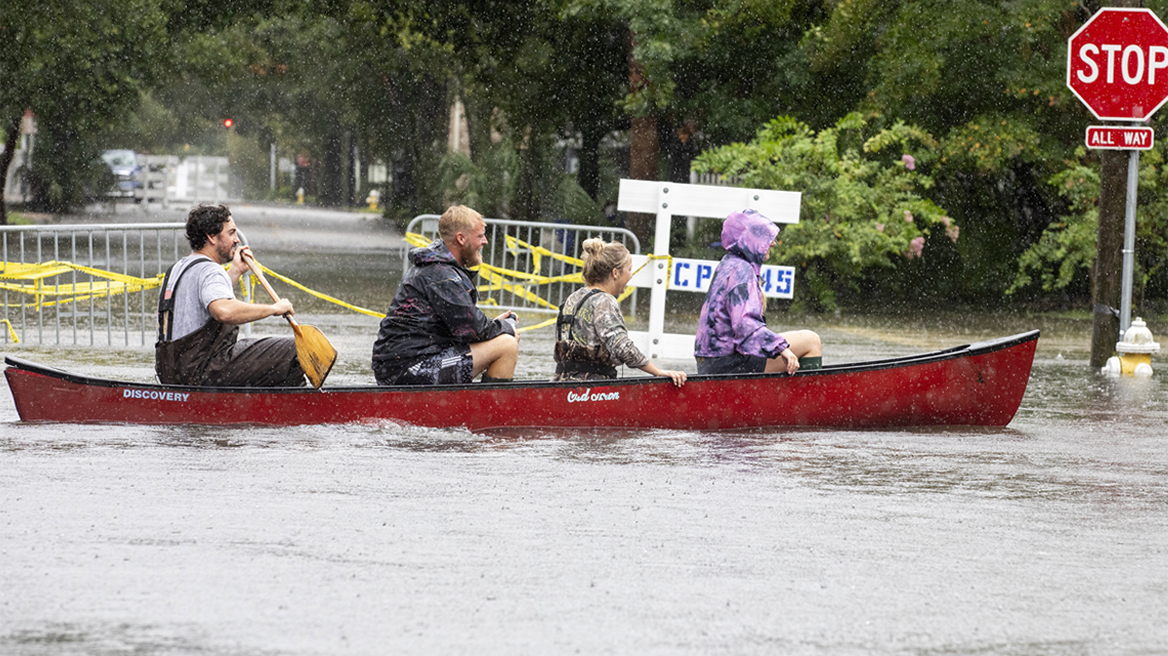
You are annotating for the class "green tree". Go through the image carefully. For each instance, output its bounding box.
[693,113,957,311]
[0,0,168,221]
[1010,147,1168,308]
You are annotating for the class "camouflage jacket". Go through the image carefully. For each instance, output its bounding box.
[552,286,648,381]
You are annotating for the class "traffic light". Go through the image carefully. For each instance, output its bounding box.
[222,118,234,129]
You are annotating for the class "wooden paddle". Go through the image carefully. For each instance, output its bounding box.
[242,254,337,389]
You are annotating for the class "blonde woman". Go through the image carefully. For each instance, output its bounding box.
[552,238,686,387]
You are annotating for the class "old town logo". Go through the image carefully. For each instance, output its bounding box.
[566,388,620,403]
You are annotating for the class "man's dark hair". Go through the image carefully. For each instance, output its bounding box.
[185,204,232,250]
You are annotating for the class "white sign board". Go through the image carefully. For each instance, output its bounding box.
[617,179,800,222]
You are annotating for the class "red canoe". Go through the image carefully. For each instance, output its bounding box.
[4,331,1038,430]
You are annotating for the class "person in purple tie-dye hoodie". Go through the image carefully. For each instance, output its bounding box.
[694,209,822,375]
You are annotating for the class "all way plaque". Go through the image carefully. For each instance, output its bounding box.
[1084,125,1155,150]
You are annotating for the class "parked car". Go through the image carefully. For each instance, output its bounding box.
[100,149,143,201]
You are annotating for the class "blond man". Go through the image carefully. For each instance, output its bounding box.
[372,205,519,385]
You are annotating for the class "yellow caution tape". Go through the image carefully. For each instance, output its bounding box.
[1,318,19,343]
[1,260,166,308]
[403,233,433,248]
[252,265,387,319]
[503,234,585,270]
[518,316,558,333]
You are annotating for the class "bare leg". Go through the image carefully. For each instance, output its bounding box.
[469,334,519,379]
[764,330,822,373]
[781,330,822,358]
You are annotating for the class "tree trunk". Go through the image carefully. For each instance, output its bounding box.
[0,115,20,225]
[577,123,603,201]
[515,131,544,223]
[392,152,415,211]
[662,118,697,185]
[343,131,354,206]
[408,73,448,214]
[627,31,658,247]
[661,118,697,252]
[463,93,493,168]
[319,130,344,206]
[629,115,658,181]
[1090,149,1126,369]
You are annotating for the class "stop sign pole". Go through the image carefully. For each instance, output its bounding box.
[1067,7,1168,335]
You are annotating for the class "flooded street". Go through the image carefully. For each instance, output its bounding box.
[3,205,1167,654]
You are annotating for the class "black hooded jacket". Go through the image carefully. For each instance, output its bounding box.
[372,239,514,377]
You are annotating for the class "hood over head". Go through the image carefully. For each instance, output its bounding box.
[410,238,459,267]
[721,209,779,268]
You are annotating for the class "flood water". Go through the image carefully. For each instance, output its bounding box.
[3,207,1167,654]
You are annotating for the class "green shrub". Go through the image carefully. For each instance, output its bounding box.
[693,113,956,311]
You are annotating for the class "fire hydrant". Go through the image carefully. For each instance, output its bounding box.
[1104,317,1160,376]
[296,187,305,205]
[366,189,380,210]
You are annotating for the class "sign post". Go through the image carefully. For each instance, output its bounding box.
[1068,7,1168,335]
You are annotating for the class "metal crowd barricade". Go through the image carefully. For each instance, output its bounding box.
[1,223,190,347]
[404,215,640,314]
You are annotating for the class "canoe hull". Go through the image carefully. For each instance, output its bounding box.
[4,331,1039,430]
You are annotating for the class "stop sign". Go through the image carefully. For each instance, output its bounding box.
[1067,8,1168,121]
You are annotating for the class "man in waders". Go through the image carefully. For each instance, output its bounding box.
[371,204,519,386]
[155,204,306,387]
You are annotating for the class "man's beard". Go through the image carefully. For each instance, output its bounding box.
[217,242,236,264]
[460,247,482,268]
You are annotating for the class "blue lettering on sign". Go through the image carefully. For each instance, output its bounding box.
[773,268,793,295]
[696,264,713,289]
[664,259,794,297]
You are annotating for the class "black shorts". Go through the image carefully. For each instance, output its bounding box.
[695,352,767,375]
[376,345,474,386]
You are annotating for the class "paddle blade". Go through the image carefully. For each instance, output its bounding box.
[292,323,337,388]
